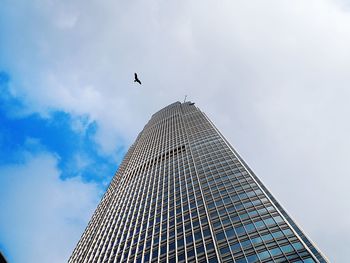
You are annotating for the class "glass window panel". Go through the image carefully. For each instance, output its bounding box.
[246,254,259,262]
[244,223,255,232]
[270,247,282,256]
[292,242,304,251]
[220,246,230,255]
[216,232,225,241]
[236,258,248,263]
[230,243,241,253]
[235,226,245,235]
[258,251,270,260]
[225,228,236,239]
[281,244,294,254]
[303,258,316,263]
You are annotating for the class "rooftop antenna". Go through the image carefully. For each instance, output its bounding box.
[183,95,187,103]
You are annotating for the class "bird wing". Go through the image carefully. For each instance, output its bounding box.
[134,73,141,84]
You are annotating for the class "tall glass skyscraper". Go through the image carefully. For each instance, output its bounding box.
[69,102,328,263]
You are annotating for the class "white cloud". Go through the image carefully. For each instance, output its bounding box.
[1,0,350,261]
[0,153,101,263]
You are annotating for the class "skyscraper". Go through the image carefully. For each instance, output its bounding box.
[69,102,328,263]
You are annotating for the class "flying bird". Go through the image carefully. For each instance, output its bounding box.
[134,73,141,85]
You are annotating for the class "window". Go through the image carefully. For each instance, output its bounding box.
[160,245,167,255]
[197,244,205,254]
[216,232,225,241]
[254,220,265,229]
[230,243,241,252]
[186,234,193,244]
[225,227,235,239]
[235,257,247,263]
[246,254,258,262]
[292,242,304,251]
[281,244,294,254]
[303,258,316,263]
[251,236,262,245]
[241,239,251,248]
[272,231,283,239]
[187,249,195,258]
[208,257,219,263]
[261,233,273,242]
[178,252,185,261]
[283,229,293,236]
[169,242,175,251]
[177,237,184,248]
[220,246,230,255]
[203,228,211,238]
[273,216,283,223]
[258,251,270,260]
[264,218,275,226]
[235,226,245,236]
[244,223,255,232]
[194,230,202,241]
[269,247,282,257]
[144,252,150,261]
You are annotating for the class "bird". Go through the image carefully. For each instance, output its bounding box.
[134,73,141,85]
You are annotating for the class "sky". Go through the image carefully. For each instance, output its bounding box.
[0,0,349,262]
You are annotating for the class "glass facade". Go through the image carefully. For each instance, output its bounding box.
[69,102,328,263]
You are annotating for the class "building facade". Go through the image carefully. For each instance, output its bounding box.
[69,102,328,263]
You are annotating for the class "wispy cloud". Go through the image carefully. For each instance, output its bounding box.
[0,152,101,263]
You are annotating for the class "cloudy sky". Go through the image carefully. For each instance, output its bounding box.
[1,0,350,262]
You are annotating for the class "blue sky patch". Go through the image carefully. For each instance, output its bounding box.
[0,71,125,186]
